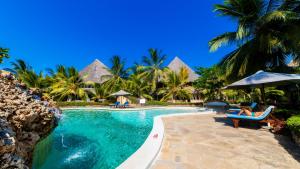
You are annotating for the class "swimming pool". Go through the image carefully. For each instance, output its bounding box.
[32,107,207,169]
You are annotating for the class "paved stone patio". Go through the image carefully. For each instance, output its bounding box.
[151,114,300,169]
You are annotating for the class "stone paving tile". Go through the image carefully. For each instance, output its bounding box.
[150,114,300,169]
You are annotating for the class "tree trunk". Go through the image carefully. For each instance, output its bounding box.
[260,85,266,105]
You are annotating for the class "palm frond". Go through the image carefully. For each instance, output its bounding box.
[209,32,237,52]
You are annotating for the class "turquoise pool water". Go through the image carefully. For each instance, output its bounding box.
[32,108,205,169]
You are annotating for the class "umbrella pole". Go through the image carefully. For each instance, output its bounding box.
[260,84,266,105]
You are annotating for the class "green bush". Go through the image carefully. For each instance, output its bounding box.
[168,102,202,106]
[273,108,298,120]
[145,101,201,106]
[145,100,169,106]
[287,114,300,134]
[56,101,109,107]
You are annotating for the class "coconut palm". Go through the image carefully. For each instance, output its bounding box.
[50,66,88,101]
[142,48,168,95]
[159,67,192,102]
[21,70,48,89]
[130,62,146,75]
[210,0,300,80]
[0,48,9,64]
[194,66,225,101]
[6,59,47,88]
[102,55,129,92]
[126,72,152,100]
[92,83,110,101]
[6,59,32,77]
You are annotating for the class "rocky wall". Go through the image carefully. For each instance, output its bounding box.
[0,75,59,169]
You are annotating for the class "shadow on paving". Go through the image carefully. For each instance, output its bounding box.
[213,116,262,129]
[214,116,300,163]
[274,134,300,163]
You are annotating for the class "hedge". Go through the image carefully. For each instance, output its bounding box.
[145,100,169,106]
[145,100,202,106]
[56,101,202,107]
[287,114,300,134]
[273,108,299,120]
[56,101,109,107]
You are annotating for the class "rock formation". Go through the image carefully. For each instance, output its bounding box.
[0,73,59,169]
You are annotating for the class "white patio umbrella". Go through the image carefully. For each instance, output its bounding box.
[110,90,131,96]
[110,90,131,104]
[223,70,300,103]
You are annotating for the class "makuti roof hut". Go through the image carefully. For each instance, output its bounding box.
[167,56,199,82]
[80,57,199,83]
[167,57,201,103]
[79,59,112,84]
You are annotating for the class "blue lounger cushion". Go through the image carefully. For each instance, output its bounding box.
[113,102,120,106]
[228,108,241,112]
[227,106,274,121]
[121,101,129,107]
[228,102,257,112]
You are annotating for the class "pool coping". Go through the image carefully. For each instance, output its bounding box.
[116,110,216,169]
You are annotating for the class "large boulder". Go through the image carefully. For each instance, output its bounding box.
[0,73,59,169]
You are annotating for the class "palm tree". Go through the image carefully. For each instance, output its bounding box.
[209,0,300,80]
[142,48,168,95]
[159,67,192,102]
[21,70,48,89]
[0,48,9,64]
[49,66,89,101]
[102,55,129,92]
[6,59,32,77]
[194,66,225,101]
[126,72,153,100]
[92,83,110,101]
[6,59,48,88]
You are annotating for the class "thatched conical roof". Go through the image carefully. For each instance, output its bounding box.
[167,56,199,82]
[79,59,112,84]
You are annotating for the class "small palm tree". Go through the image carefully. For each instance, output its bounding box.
[0,48,9,64]
[159,67,192,102]
[126,72,153,100]
[92,83,110,101]
[50,66,88,101]
[6,59,32,77]
[21,70,47,89]
[194,66,225,101]
[102,55,129,92]
[6,59,48,89]
[142,48,168,95]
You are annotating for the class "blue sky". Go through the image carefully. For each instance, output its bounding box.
[0,0,235,72]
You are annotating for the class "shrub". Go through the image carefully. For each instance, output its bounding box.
[168,102,202,106]
[56,101,109,107]
[145,100,169,106]
[287,114,300,134]
[145,101,202,106]
[273,108,298,120]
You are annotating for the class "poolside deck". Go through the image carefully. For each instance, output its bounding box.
[150,114,300,169]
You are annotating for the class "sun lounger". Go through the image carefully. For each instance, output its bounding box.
[226,106,274,128]
[123,101,129,108]
[110,101,120,108]
[228,102,257,112]
[120,101,129,108]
